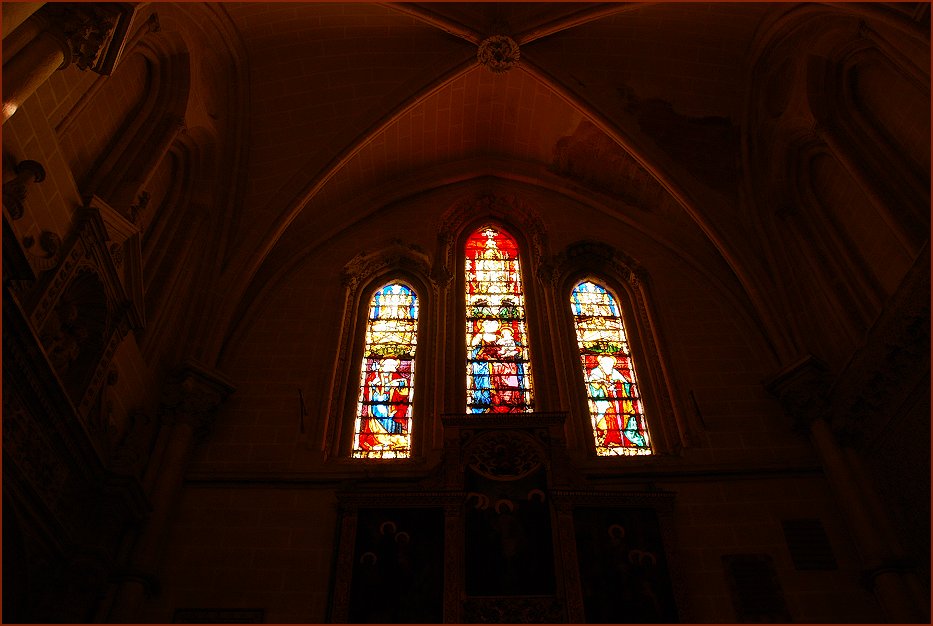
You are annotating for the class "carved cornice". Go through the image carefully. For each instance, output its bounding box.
[160,360,236,442]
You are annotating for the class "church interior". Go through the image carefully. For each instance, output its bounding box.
[2,2,930,623]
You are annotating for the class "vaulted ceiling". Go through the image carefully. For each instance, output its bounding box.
[114,2,927,364]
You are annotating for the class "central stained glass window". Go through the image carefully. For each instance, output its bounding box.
[465,226,534,413]
[353,283,418,458]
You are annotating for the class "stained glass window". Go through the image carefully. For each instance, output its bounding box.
[571,281,652,455]
[465,226,533,413]
[353,283,418,458]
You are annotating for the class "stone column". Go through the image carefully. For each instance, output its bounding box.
[2,2,45,39]
[107,361,235,623]
[2,3,133,124]
[766,356,927,623]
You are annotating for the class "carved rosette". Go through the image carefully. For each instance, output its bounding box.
[464,430,544,481]
[477,35,520,74]
[160,362,236,443]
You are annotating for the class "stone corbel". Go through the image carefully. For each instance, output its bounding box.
[160,360,236,443]
[764,354,832,432]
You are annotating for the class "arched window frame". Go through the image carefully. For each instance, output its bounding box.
[549,242,687,459]
[325,243,436,463]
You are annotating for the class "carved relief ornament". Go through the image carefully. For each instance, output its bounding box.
[340,239,433,292]
[477,35,520,74]
[436,193,549,279]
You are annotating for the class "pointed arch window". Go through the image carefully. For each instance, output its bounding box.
[571,280,652,456]
[352,283,418,458]
[465,226,534,413]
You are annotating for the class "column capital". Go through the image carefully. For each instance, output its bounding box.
[39,3,135,74]
[764,354,832,430]
[160,360,235,442]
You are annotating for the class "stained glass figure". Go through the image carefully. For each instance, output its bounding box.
[571,281,652,455]
[465,226,533,413]
[353,283,418,458]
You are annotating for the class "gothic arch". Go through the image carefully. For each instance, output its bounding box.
[321,241,437,461]
[82,30,192,211]
[138,127,216,365]
[544,240,690,457]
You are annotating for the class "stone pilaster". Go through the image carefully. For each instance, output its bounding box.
[107,360,234,622]
[766,355,928,623]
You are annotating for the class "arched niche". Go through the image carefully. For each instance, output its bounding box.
[58,51,152,188]
[78,30,192,214]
